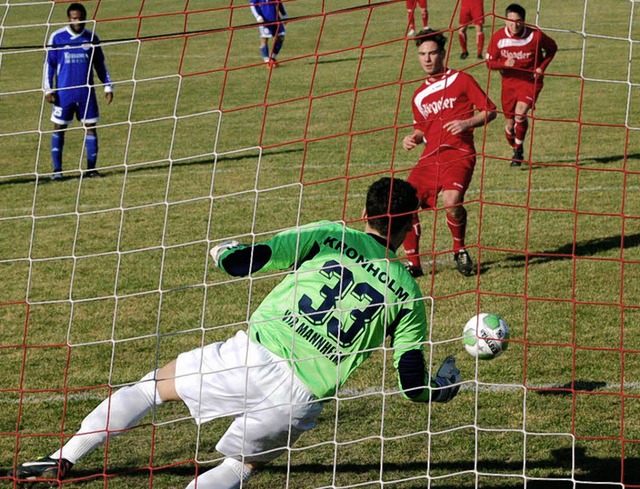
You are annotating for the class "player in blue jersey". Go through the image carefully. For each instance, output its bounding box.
[250,0,287,68]
[44,3,113,180]
[10,177,461,489]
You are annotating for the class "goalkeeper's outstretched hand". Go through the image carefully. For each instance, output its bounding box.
[210,240,241,267]
[431,356,461,403]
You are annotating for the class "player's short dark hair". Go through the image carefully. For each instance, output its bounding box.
[414,28,447,51]
[67,3,87,19]
[505,3,526,21]
[366,177,418,238]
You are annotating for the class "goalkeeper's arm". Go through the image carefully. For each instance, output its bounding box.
[397,351,461,403]
[210,241,273,277]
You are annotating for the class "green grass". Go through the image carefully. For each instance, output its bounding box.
[1,0,640,487]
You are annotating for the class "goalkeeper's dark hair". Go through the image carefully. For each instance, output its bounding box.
[67,3,87,19]
[414,28,447,51]
[505,3,526,21]
[366,177,418,238]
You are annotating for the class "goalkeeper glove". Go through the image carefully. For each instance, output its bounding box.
[430,356,461,403]
[210,240,241,267]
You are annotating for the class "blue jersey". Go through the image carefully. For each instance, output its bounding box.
[250,0,287,22]
[44,26,112,107]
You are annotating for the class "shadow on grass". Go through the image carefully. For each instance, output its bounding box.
[529,151,640,168]
[4,443,636,488]
[478,232,640,274]
[535,380,607,395]
[0,146,303,188]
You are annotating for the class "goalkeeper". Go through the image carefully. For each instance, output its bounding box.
[11,177,461,489]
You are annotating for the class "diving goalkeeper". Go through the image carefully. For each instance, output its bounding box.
[11,177,461,489]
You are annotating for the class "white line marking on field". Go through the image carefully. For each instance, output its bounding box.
[3,382,640,405]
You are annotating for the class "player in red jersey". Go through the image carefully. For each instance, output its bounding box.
[406,0,429,37]
[458,0,485,60]
[402,28,496,277]
[486,3,557,167]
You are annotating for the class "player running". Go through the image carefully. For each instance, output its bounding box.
[44,2,113,180]
[457,0,485,60]
[486,3,557,167]
[402,28,496,278]
[10,177,461,489]
[250,0,287,68]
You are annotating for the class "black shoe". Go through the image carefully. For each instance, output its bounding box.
[477,54,484,60]
[51,171,64,181]
[460,52,469,60]
[453,250,474,276]
[85,169,101,178]
[510,148,524,167]
[10,455,73,481]
[405,263,424,278]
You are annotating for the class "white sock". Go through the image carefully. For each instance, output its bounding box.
[186,458,253,489]
[51,371,163,464]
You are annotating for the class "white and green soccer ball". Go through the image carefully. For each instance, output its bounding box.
[462,313,510,360]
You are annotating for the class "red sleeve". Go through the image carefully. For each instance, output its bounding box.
[486,32,504,71]
[411,87,426,130]
[537,31,558,72]
[466,74,496,113]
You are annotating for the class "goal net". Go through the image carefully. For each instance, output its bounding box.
[1,0,639,487]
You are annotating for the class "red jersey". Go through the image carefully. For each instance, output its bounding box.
[486,25,557,82]
[411,68,496,157]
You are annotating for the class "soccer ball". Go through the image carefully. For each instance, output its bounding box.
[462,313,510,360]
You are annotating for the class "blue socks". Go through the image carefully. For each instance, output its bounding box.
[260,45,269,61]
[51,132,64,172]
[50,132,99,171]
[85,133,98,170]
[273,37,283,57]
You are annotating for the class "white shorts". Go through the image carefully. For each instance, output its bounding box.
[175,330,323,462]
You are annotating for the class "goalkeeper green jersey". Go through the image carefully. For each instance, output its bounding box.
[219,221,429,400]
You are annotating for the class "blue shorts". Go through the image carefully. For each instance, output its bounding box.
[50,91,100,125]
[259,22,285,38]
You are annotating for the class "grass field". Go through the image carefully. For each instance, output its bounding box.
[1,0,640,487]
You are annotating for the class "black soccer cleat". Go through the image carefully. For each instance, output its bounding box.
[405,263,424,278]
[85,169,102,178]
[454,249,474,277]
[10,455,73,481]
[510,148,524,167]
[460,51,469,60]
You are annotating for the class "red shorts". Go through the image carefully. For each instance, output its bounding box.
[501,77,544,117]
[407,147,476,209]
[459,0,484,26]
[406,0,427,9]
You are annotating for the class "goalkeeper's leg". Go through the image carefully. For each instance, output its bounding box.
[50,369,168,464]
[186,458,255,489]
